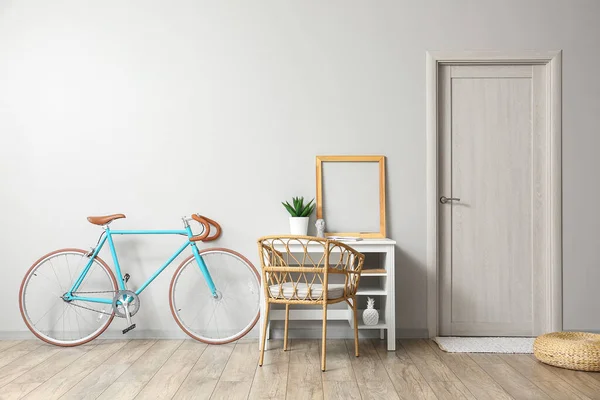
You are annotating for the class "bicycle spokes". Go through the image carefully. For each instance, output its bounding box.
[20,250,117,345]
[170,249,260,344]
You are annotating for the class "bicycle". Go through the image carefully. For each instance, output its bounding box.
[18,213,261,347]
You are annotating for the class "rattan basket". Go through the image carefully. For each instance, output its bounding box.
[534,332,600,371]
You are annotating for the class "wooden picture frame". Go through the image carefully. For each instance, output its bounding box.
[316,155,386,238]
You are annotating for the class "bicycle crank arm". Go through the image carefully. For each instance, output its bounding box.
[123,302,133,326]
[121,301,136,334]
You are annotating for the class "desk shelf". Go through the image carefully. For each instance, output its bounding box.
[356,287,387,296]
[356,274,387,295]
[352,313,387,330]
[361,268,387,276]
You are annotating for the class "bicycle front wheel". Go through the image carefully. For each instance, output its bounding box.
[19,248,117,346]
[170,248,260,344]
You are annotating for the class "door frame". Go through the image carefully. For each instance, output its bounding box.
[425,50,563,338]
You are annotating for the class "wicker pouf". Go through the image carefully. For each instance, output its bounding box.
[534,332,600,371]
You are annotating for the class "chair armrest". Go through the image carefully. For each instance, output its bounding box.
[326,240,365,297]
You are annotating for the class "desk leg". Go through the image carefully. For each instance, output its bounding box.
[385,245,396,351]
[267,320,271,340]
[387,325,396,351]
[380,329,385,340]
[258,279,273,350]
[258,303,263,350]
[258,308,271,350]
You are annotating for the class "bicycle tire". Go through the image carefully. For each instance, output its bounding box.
[19,248,117,346]
[169,248,260,344]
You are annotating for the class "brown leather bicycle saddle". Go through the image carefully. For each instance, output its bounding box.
[87,214,126,225]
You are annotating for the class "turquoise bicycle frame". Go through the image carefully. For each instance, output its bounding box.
[64,224,217,305]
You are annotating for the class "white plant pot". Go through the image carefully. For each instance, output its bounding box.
[289,217,309,236]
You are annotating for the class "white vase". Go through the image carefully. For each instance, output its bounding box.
[289,217,309,236]
[362,308,380,326]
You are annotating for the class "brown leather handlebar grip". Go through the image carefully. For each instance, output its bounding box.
[190,214,222,242]
[189,215,211,242]
[199,215,222,241]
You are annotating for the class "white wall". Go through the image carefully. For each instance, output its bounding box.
[1,0,599,338]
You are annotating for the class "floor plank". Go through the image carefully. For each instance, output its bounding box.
[400,340,459,383]
[534,379,593,400]
[345,339,380,362]
[248,340,290,400]
[258,340,289,367]
[469,353,506,365]
[322,380,361,400]
[0,342,43,369]
[542,367,600,400]
[500,355,593,400]
[321,340,354,382]
[423,340,514,400]
[173,342,235,400]
[0,341,24,353]
[134,340,206,400]
[373,340,438,400]
[0,344,60,388]
[470,355,550,400]
[428,381,476,400]
[2,339,600,400]
[60,339,155,400]
[248,361,288,399]
[220,341,259,382]
[210,380,252,400]
[289,339,320,366]
[23,340,127,400]
[97,340,183,400]
[286,363,323,400]
[349,340,400,400]
[499,354,560,382]
[0,343,95,400]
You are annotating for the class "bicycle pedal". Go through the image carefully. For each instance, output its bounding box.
[124,273,130,283]
[122,324,136,335]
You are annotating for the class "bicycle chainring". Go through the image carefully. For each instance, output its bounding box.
[112,290,140,318]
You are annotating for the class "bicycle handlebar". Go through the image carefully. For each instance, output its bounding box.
[189,214,222,242]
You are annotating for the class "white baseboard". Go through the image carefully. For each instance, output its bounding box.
[0,331,34,340]
[0,328,428,341]
[0,330,191,341]
[267,328,427,340]
[397,328,429,338]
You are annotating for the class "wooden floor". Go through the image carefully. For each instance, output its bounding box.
[0,338,599,399]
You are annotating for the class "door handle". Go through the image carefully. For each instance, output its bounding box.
[440,196,460,204]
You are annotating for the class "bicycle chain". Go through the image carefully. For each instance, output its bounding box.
[65,290,122,317]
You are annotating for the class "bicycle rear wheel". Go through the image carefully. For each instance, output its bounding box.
[19,248,117,346]
[170,248,260,344]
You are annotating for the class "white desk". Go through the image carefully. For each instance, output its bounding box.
[259,238,396,351]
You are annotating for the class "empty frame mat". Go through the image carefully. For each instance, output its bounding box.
[316,156,386,238]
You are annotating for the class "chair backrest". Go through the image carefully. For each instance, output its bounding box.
[257,236,365,303]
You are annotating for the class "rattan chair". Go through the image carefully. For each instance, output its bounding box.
[257,236,365,371]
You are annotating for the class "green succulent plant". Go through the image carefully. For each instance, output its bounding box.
[282,196,316,218]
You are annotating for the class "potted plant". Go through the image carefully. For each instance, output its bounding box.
[282,196,316,235]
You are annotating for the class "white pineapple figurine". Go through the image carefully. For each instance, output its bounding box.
[362,297,379,326]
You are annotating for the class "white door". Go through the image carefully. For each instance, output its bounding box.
[439,64,550,337]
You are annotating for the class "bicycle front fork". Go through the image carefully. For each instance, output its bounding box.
[190,243,219,298]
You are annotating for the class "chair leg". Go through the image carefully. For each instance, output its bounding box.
[352,297,359,357]
[283,304,290,351]
[321,303,327,371]
[259,303,270,366]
